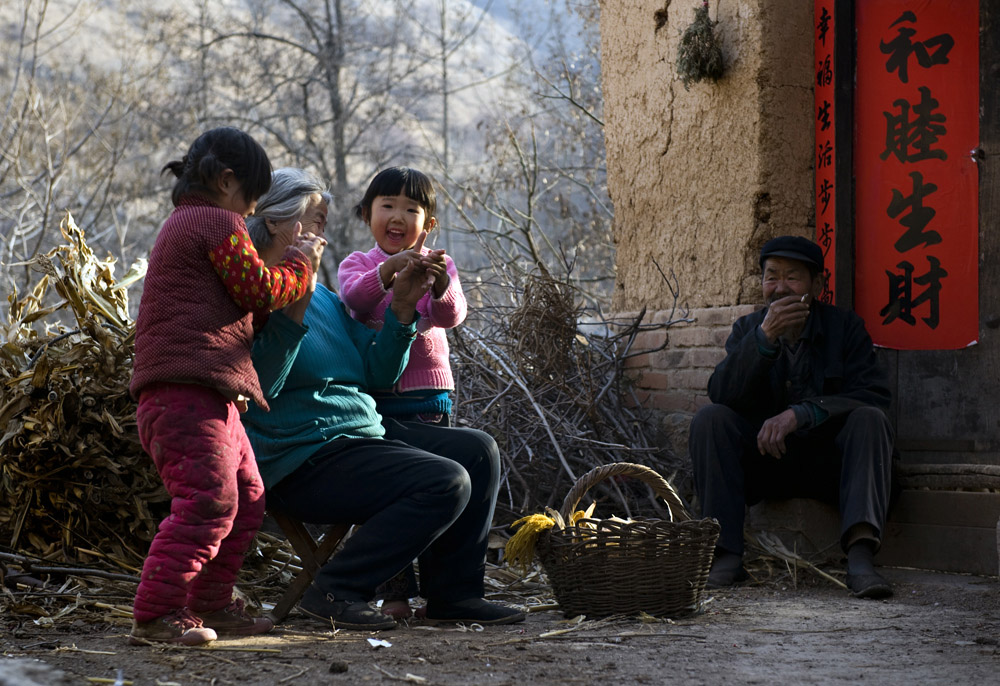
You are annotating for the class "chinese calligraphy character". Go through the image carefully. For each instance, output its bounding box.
[880,11,954,84]
[817,7,831,47]
[820,268,833,304]
[816,55,833,87]
[818,140,833,169]
[818,223,834,304]
[817,100,832,132]
[880,86,948,163]
[818,222,833,256]
[887,171,942,252]
[818,179,833,216]
[880,256,947,328]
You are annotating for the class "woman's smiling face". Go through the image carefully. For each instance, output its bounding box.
[297,193,328,239]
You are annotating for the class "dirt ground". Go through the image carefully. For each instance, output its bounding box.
[2,566,999,686]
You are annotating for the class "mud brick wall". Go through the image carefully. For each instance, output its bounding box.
[598,0,812,458]
[598,0,813,312]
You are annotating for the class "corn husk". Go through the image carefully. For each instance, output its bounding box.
[505,502,599,572]
[0,212,162,571]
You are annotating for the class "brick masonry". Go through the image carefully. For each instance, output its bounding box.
[621,304,759,416]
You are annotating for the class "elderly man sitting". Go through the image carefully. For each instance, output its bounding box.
[689,236,895,599]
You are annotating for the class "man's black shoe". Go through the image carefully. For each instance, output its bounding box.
[299,587,397,630]
[425,598,526,625]
[706,565,749,588]
[847,572,893,599]
[706,551,748,588]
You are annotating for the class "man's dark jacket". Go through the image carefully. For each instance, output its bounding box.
[707,301,891,428]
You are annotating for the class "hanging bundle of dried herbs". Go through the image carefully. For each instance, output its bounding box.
[677,1,725,91]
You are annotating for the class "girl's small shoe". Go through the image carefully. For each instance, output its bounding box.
[380,599,413,620]
[129,608,217,646]
[196,597,274,636]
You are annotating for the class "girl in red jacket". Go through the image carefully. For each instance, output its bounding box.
[129,127,325,645]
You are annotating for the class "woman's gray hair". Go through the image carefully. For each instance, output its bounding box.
[245,167,333,250]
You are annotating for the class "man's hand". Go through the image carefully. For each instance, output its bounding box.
[760,293,811,343]
[757,408,799,459]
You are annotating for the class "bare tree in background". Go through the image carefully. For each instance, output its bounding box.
[0,0,181,307]
[0,0,690,537]
[179,0,449,270]
[179,0,521,279]
[448,0,613,306]
[438,1,689,518]
[416,0,501,255]
[1,0,613,307]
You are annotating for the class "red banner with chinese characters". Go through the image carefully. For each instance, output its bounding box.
[854,0,979,349]
[814,0,836,303]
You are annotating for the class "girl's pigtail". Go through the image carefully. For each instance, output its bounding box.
[162,159,185,178]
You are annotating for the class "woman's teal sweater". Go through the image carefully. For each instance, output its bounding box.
[242,284,417,489]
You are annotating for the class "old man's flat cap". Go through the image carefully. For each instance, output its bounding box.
[759,235,824,272]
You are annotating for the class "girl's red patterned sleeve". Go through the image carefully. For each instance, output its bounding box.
[208,229,312,315]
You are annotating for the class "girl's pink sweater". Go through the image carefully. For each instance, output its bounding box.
[338,245,467,393]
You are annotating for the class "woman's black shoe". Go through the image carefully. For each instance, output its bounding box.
[425,598,526,625]
[299,587,397,630]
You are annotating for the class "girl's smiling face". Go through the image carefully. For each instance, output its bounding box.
[367,192,434,254]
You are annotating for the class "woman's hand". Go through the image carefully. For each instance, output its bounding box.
[295,231,326,279]
[281,231,325,323]
[380,244,426,290]
[419,249,450,297]
[379,252,408,289]
[379,237,433,290]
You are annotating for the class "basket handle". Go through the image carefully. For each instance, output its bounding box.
[559,462,692,523]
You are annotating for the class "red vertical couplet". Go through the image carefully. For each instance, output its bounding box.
[854,0,979,349]
[814,0,837,303]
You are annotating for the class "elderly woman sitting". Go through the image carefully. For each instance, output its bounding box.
[242,168,523,630]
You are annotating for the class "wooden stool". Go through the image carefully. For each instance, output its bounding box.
[267,510,351,623]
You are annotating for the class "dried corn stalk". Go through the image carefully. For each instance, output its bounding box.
[0,212,161,572]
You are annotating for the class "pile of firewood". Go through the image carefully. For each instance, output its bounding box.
[452,270,690,525]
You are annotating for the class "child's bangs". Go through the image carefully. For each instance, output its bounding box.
[368,167,436,216]
[401,173,434,214]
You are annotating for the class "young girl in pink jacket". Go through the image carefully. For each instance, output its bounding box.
[338,167,466,427]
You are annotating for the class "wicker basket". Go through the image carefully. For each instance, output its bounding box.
[536,462,719,618]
